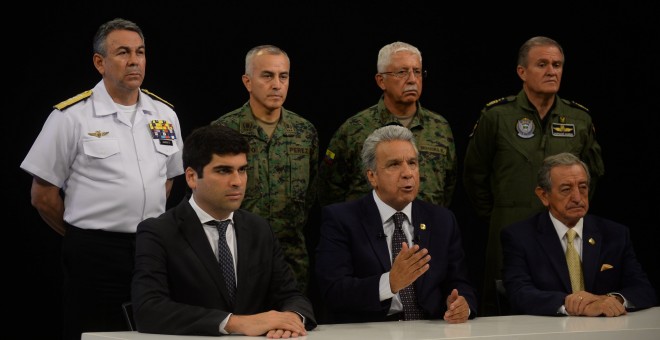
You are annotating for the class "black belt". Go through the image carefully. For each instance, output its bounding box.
[65,222,135,239]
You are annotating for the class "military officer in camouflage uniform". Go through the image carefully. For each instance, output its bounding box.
[463,36,604,316]
[318,41,456,208]
[212,45,318,293]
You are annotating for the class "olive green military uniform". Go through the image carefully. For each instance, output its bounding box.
[212,102,319,292]
[318,95,456,207]
[463,90,604,315]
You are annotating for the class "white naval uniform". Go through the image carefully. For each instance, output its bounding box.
[21,80,184,233]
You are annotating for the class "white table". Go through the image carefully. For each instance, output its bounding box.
[83,306,660,339]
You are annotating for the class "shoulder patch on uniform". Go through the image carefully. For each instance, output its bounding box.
[53,90,93,110]
[141,88,174,108]
[323,149,336,166]
[484,95,516,110]
[562,99,590,112]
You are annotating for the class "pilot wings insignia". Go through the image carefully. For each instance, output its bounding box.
[551,123,575,137]
[88,130,110,138]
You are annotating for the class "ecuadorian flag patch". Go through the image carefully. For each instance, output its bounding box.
[323,149,336,166]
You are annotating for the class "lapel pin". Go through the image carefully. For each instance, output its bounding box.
[420,223,426,230]
[588,238,596,245]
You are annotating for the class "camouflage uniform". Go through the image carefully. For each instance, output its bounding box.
[463,89,604,315]
[318,95,456,207]
[212,102,319,292]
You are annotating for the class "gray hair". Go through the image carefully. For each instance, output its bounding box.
[361,125,418,174]
[245,45,289,76]
[537,152,590,192]
[517,36,564,67]
[377,41,422,73]
[93,18,144,57]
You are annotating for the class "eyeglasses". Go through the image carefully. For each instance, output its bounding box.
[379,69,427,79]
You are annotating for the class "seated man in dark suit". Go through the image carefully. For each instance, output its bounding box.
[315,125,477,324]
[132,124,316,337]
[501,152,656,316]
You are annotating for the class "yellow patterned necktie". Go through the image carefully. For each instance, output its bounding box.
[565,229,584,292]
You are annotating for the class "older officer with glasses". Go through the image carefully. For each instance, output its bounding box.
[318,41,457,210]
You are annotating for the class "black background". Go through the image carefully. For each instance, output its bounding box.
[10,2,659,338]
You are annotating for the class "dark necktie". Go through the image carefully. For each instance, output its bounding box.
[391,212,426,320]
[207,220,236,304]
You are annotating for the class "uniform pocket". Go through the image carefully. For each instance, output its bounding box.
[151,139,180,176]
[288,152,310,202]
[82,138,124,180]
[152,139,180,156]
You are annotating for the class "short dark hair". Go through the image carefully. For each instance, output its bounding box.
[182,124,249,178]
[93,18,144,56]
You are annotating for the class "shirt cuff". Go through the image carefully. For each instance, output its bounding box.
[291,311,306,325]
[607,292,628,308]
[219,313,232,334]
[379,272,396,301]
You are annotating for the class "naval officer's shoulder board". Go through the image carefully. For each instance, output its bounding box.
[141,88,174,108]
[53,90,93,111]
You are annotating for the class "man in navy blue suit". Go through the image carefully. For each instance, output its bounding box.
[316,125,477,324]
[502,152,656,316]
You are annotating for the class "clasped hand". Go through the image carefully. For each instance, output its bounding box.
[565,291,626,317]
[226,310,307,338]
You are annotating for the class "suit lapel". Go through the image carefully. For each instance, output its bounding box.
[177,202,232,305]
[535,213,573,293]
[233,210,250,303]
[581,215,601,291]
[410,200,429,293]
[360,195,392,270]
[410,200,429,249]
